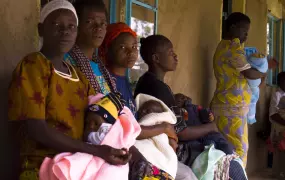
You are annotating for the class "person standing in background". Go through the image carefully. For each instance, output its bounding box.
[211,12,267,167]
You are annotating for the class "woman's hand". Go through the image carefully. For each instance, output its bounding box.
[259,76,266,88]
[261,72,268,78]
[209,113,214,122]
[268,57,278,70]
[207,122,219,133]
[24,120,131,165]
[96,145,132,165]
[162,123,178,141]
[169,138,178,152]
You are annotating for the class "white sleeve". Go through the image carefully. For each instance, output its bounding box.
[269,91,281,117]
[87,123,112,145]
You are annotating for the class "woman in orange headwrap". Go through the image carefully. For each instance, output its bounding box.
[99,23,198,180]
[99,22,176,180]
[99,22,138,115]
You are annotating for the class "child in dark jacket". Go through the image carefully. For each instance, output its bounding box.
[175,94,234,165]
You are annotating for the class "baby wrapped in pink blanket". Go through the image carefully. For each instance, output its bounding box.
[39,93,141,180]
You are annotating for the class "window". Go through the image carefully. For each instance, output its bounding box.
[267,15,281,85]
[109,0,116,23]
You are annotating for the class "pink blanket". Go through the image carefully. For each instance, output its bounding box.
[39,107,141,180]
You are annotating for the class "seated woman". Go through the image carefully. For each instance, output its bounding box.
[64,1,175,179]
[99,22,197,180]
[134,34,247,180]
[99,22,138,115]
[8,1,130,179]
[134,35,217,141]
[39,92,140,179]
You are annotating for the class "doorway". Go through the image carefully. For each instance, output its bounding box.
[222,0,232,39]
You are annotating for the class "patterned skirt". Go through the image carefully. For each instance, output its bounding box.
[211,105,249,167]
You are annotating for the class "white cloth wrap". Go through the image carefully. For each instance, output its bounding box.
[87,123,112,145]
[135,94,178,178]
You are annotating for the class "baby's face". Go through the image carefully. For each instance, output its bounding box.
[85,112,106,132]
[137,100,165,119]
[175,93,190,108]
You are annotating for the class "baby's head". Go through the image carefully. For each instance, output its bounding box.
[174,93,192,108]
[251,53,265,58]
[86,93,124,128]
[137,100,165,119]
[247,53,267,66]
[85,111,106,132]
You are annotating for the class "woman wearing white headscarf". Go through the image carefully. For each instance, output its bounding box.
[8,1,130,179]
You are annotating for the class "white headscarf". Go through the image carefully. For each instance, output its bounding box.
[39,0,78,49]
[40,0,78,25]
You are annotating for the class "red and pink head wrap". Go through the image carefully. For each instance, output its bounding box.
[99,22,137,65]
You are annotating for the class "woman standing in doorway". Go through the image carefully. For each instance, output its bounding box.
[211,12,267,166]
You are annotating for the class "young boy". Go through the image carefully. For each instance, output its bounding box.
[174,93,234,155]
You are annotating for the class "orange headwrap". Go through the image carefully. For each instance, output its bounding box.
[99,22,137,65]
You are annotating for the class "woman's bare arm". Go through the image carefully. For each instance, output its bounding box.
[241,68,266,80]
[25,119,102,154]
[137,123,177,140]
[25,120,131,165]
[177,123,218,141]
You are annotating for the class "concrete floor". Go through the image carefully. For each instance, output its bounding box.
[246,124,269,173]
[246,124,283,180]
[248,169,277,180]
[246,117,276,179]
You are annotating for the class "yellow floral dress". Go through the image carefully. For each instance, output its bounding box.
[211,38,252,167]
[8,52,95,180]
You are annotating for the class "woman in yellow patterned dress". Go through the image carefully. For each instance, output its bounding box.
[8,1,130,179]
[211,12,267,167]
